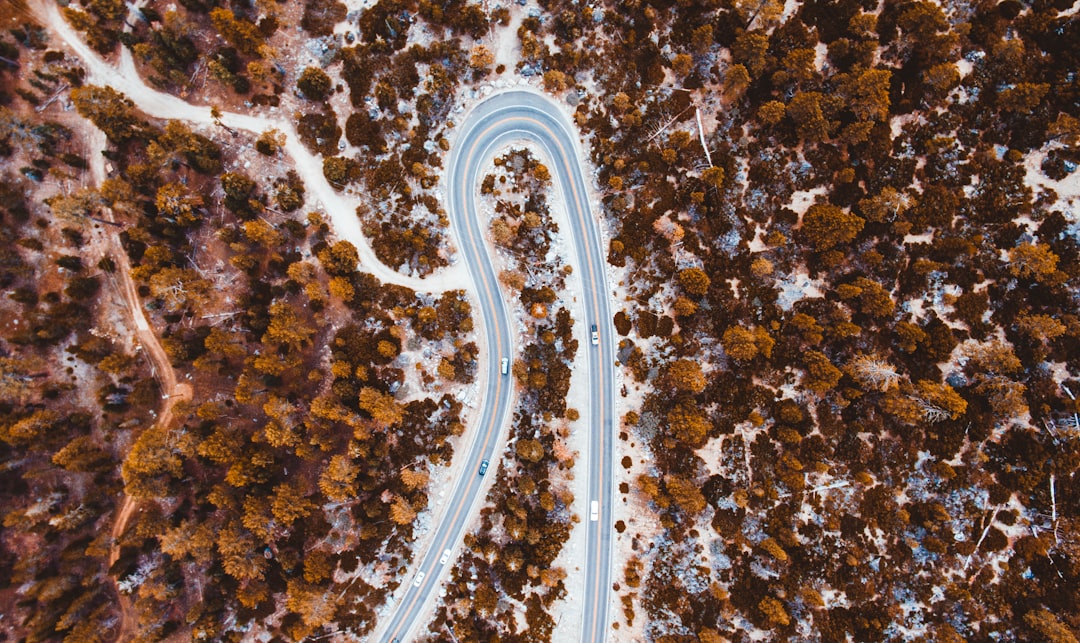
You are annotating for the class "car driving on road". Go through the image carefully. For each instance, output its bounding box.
[500,357,509,374]
[412,571,425,587]
[591,324,599,345]
[478,459,489,476]
[439,548,452,565]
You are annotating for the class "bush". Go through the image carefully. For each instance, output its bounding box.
[297,67,332,101]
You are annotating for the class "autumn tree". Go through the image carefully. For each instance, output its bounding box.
[389,495,417,525]
[702,166,725,189]
[678,267,711,296]
[1,409,60,447]
[964,341,1027,419]
[358,387,404,427]
[802,351,842,393]
[672,53,693,79]
[759,596,790,627]
[780,48,817,85]
[998,83,1050,114]
[664,359,706,394]
[1023,608,1078,643]
[271,481,314,527]
[891,0,958,68]
[1009,242,1059,282]
[725,63,751,99]
[122,425,185,498]
[859,187,911,223]
[543,70,569,93]
[912,380,968,423]
[922,62,961,105]
[154,120,223,174]
[155,183,202,226]
[221,171,258,213]
[256,128,285,155]
[71,85,147,143]
[285,579,338,630]
[148,267,210,313]
[837,68,892,121]
[723,326,759,361]
[319,454,358,501]
[297,66,332,101]
[800,203,865,251]
[516,438,545,462]
[837,277,895,318]
[1016,313,1066,343]
[786,91,832,142]
[44,189,104,225]
[469,45,494,74]
[318,240,359,276]
[665,475,707,515]
[731,30,769,77]
[400,467,430,492]
[209,8,264,57]
[667,399,710,447]
[52,436,112,473]
[758,100,786,126]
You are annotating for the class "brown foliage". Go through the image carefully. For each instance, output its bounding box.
[800,203,865,251]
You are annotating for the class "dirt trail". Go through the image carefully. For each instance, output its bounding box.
[84,118,194,643]
[106,229,193,626]
[99,181,194,641]
[32,0,467,294]
[39,4,485,639]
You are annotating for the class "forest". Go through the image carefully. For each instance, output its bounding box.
[1,0,1079,639]
[1,1,479,638]
[523,0,1080,639]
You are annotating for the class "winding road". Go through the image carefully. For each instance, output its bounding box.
[34,2,614,637]
[376,90,615,643]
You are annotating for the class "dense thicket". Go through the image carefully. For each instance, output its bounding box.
[522,0,1080,638]
[0,4,480,635]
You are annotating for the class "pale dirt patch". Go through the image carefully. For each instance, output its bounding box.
[34,0,466,294]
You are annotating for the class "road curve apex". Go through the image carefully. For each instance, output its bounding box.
[457,89,580,143]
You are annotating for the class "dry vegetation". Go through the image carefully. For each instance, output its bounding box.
[516,0,1080,639]
[0,1,482,639]
[428,147,581,640]
[2,0,1079,639]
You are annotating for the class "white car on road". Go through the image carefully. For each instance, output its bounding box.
[439,548,452,565]
[591,324,599,345]
[412,571,425,587]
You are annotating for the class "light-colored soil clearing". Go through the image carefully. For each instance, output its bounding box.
[31,0,469,295]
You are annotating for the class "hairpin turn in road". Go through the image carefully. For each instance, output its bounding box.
[376,89,616,643]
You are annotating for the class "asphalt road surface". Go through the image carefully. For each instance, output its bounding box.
[377,89,615,643]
